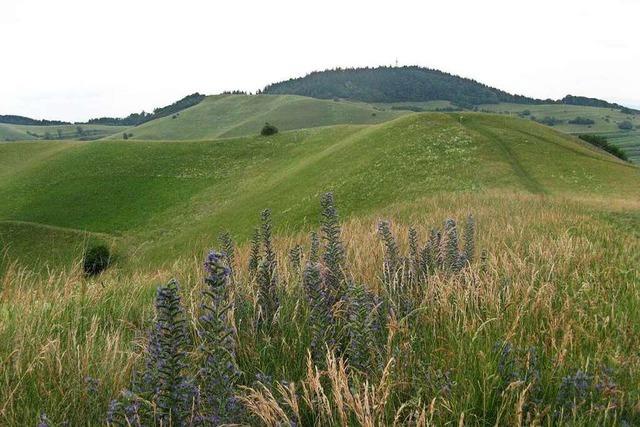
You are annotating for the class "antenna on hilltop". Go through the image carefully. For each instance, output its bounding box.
[395,58,399,67]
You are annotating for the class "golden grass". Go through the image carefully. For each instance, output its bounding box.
[0,191,638,425]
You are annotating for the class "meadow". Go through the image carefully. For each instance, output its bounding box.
[1,111,639,426]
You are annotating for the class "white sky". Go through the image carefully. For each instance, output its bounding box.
[1,0,638,122]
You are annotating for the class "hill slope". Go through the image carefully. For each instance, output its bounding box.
[477,103,640,163]
[0,123,127,141]
[1,113,638,270]
[110,94,406,140]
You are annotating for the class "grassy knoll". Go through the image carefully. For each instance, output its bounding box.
[0,113,637,271]
[1,191,639,425]
[0,123,127,141]
[110,94,406,141]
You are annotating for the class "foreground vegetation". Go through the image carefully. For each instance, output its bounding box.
[1,191,639,425]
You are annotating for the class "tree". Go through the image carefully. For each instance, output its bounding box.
[261,122,278,136]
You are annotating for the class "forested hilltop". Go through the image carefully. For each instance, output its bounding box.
[263,66,544,106]
[263,66,639,112]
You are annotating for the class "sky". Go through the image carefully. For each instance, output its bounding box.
[1,0,638,122]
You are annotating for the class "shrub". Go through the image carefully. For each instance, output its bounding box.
[568,116,595,125]
[260,122,278,136]
[536,116,563,126]
[82,245,111,276]
[578,134,629,161]
[618,120,633,130]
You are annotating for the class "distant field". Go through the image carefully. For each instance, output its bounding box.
[1,113,637,271]
[0,123,127,141]
[478,103,640,162]
[111,94,407,141]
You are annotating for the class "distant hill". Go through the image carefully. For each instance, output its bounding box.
[108,94,405,140]
[262,66,545,106]
[0,115,70,126]
[263,66,639,113]
[86,92,206,126]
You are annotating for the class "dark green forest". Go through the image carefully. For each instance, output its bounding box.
[87,92,206,126]
[262,66,547,105]
[263,66,640,112]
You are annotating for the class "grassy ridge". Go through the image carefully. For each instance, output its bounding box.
[0,113,637,271]
[112,94,406,141]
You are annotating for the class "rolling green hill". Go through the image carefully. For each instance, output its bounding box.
[109,94,406,140]
[1,113,638,271]
[0,123,127,141]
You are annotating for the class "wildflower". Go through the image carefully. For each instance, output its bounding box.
[320,193,346,304]
[289,244,303,272]
[257,210,279,325]
[199,250,241,422]
[248,227,261,276]
[303,261,334,362]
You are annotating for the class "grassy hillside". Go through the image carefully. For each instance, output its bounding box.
[478,103,640,162]
[0,123,127,141]
[112,94,406,140]
[1,113,637,271]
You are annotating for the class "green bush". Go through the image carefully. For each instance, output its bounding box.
[568,116,595,125]
[536,116,563,126]
[618,120,633,130]
[260,122,278,136]
[83,245,111,276]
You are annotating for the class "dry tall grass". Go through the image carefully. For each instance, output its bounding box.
[1,191,638,425]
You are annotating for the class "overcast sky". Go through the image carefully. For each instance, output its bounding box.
[1,0,638,122]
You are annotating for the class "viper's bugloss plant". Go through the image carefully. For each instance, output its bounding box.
[199,251,241,424]
[346,282,380,372]
[463,214,475,264]
[257,209,279,326]
[442,218,459,270]
[303,261,334,363]
[309,231,320,263]
[218,232,235,279]
[320,193,346,306]
[378,221,401,285]
[152,280,195,425]
[108,280,195,426]
[288,244,303,272]
[248,227,261,277]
